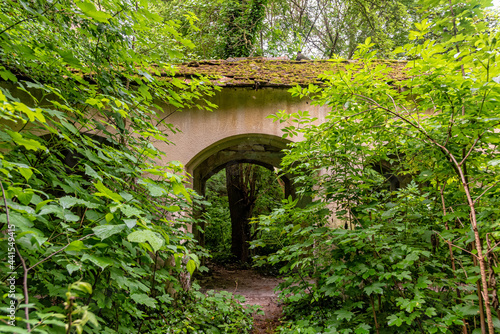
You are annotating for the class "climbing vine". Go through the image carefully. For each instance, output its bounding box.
[219,0,268,58]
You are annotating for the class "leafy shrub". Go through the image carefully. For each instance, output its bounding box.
[0,1,225,333]
[160,285,262,334]
[257,3,500,331]
[256,185,498,333]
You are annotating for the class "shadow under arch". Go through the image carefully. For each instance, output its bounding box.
[186,133,294,197]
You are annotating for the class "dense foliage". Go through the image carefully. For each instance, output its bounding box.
[2,0,499,333]
[150,0,419,60]
[0,1,256,333]
[204,165,284,263]
[149,0,268,60]
[254,1,500,333]
[218,0,268,58]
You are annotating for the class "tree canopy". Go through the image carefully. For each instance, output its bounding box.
[148,0,420,60]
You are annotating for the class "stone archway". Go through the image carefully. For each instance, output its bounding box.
[187,133,293,197]
[186,134,293,258]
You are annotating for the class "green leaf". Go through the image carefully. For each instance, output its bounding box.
[70,281,93,294]
[172,181,191,203]
[36,199,54,213]
[142,181,167,197]
[425,307,437,317]
[6,130,46,151]
[395,271,412,281]
[364,282,385,295]
[0,68,17,82]
[84,164,102,180]
[165,205,180,212]
[130,293,157,308]
[66,263,81,275]
[94,181,123,202]
[83,310,99,327]
[123,219,137,228]
[17,191,33,206]
[0,325,30,333]
[387,314,403,327]
[334,309,354,321]
[58,50,82,68]
[354,323,371,334]
[0,212,33,230]
[92,224,127,240]
[75,0,112,23]
[60,196,99,209]
[18,166,33,181]
[65,240,86,252]
[456,305,479,316]
[127,230,164,252]
[60,119,78,134]
[13,102,45,122]
[186,259,196,275]
[64,211,80,222]
[81,254,113,270]
[119,204,143,218]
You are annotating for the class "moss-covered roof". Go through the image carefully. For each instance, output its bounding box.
[168,57,408,88]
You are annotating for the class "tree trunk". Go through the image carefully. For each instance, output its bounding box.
[225,164,256,262]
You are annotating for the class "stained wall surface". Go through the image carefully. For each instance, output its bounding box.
[154,86,329,177]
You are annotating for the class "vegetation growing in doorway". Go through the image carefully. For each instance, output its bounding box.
[203,164,284,263]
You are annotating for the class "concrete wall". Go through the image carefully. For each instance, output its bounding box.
[154,86,330,178]
[0,81,329,180]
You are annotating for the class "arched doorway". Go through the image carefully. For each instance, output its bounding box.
[187,133,293,196]
[186,134,294,262]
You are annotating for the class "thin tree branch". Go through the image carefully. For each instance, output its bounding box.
[486,240,500,255]
[473,180,500,205]
[460,135,482,166]
[0,0,61,36]
[28,234,95,271]
[434,232,476,257]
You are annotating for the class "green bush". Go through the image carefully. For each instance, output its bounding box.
[0,1,235,333]
[160,286,262,334]
[255,186,498,333]
[257,2,500,332]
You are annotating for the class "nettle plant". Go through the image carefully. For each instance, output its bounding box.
[0,1,256,333]
[258,1,500,333]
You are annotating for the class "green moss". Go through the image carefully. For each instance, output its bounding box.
[169,58,408,87]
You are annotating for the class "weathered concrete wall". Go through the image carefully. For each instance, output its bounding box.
[154,86,330,177]
[154,86,346,228]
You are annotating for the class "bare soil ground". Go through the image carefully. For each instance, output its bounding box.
[198,263,284,334]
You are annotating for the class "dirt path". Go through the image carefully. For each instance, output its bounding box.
[199,264,283,333]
